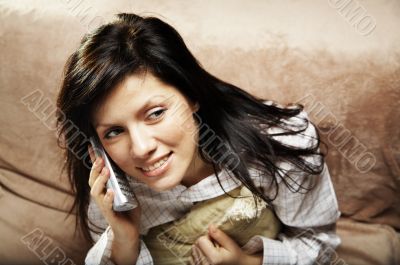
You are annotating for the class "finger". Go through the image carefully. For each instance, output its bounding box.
[196,235,218,263]
[88,144,95,164]
[192,245,210,265]
[102,188,117,225]
[208,224,239,252]
[90,167,109,196]
[88,157,104,188]
[103,188,114,211]
[101,189,140,241]
[190,245,199,265]
[199,246,213,265]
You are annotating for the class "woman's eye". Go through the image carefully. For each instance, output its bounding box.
[148,108,166,120]
[102,109,165,139]
[104,128,123,139]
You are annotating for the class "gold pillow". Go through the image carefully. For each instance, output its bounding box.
[142,185,281,265]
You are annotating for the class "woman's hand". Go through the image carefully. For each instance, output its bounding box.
[191,224,263,265]
[88,145,141,265]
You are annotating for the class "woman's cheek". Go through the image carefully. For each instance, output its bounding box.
[109,139,131,169]
[159,117,184,144]
[170,110,198,136]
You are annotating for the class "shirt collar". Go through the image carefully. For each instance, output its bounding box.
[127,168,244,203]
[176,168,243,202]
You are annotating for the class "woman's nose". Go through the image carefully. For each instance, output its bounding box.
[128,127,157,158]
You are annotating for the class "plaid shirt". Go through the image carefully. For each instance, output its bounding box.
[85,109,341,265]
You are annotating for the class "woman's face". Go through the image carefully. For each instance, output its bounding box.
[92,72,214,191]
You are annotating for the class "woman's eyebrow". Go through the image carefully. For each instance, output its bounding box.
[95,94,168,128]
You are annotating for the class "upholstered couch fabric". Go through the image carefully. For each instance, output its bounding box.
[336,218,400,265]
[0,1,399,264]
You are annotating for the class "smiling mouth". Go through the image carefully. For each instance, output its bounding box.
[137,151,173,176]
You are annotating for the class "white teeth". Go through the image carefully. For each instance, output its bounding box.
[142,155,169,172]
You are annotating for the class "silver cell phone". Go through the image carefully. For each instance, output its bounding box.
[89,136,138,211]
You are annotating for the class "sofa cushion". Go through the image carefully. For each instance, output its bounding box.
[335,218,400,265]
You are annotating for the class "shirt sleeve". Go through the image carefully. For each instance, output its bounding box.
[242,109,341,264]
[85,199,154,265]
[243,163,341,265]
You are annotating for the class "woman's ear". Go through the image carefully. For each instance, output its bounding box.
[192,102,200,113]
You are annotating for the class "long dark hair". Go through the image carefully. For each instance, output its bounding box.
[56,13,326,244]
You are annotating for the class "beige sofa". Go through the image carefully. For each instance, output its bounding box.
[1,1,399,264]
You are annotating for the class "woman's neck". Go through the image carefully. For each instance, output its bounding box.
[180,155,216,188]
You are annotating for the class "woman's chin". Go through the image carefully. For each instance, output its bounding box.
[146,177,182,192]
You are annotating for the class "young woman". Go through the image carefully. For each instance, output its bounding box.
[56,13,340,265]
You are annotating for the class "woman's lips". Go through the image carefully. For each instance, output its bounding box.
[140,152,173,178]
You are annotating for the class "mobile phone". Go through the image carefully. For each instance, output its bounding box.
[89,136,138,211]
